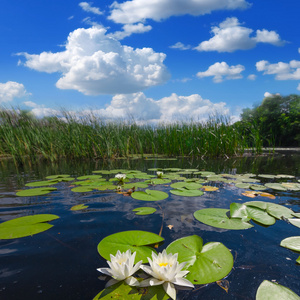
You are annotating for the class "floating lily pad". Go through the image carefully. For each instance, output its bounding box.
[123,183,149,189]
[170,188,204,197]
[170,182,203,190]
[97,230,164,263]
[148,168,163,171]
[245,201,294,219]
[194,171,215,176]
[280,236,300,252]
[131,189,168,201]
[147,178,171,185]
[194,208,253,230]
[281,183,300,191]
[77,175,102,180]
[71,186,97,193]
[71,204,88,211]
[93,281,169,300]
[16,187,57,197]
[132,207,157,215]
[293,213,300,218]
[25,180,60,187]
[265,183,287,191]
[288,219,300,229]
[236,183,251,189]
[166,235,233,284]
[250,184,267,191]
[0,214,59,239]
[275,174,295,179]
[256,280,300,300]
[257,174,276,179]
[45,174,70,179]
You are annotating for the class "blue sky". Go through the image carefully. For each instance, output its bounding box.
[0,0,299,123]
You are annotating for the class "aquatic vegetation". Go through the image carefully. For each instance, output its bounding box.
[132,207,157,215]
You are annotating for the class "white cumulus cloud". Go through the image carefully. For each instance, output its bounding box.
[256,60,300,80]
[109,23,152,40]
[79,2,103,15]
[196,62,245,82]
[109,0,250,24]
[169,42,192,50]
[194,17,284,52]
[0,81,30,103]
[18,26,170,95]
[247,74,256,80]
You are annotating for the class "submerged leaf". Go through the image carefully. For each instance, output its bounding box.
[71,204,88,211]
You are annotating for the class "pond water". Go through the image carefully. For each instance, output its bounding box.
[0,154,300,300]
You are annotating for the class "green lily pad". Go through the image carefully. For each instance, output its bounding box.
[275,174,295,179]
[166,235,233,284]
[97,230,164,263]
[194,171,215,176]
[132,207,157,215]
[170,188,204,197]
[194,208,253,230]
[281,183,300,191]
[288,219,300,229]
[147,178,171,185]
[265,183,287,191]
[71,186,97,192]
[93,281,169,300]
[45,174,70,179]
[256,280,300,300]
[71,204,89,211]
[250,184,268,191]
[25,180,60,187]
[131,190,169,201]
[0,214,59,239]
[170,182,203,190]
[16,187,57,197]
[236,183,251,189]
[230,203,251,222]
[293,213,300,218]
[245,201,294,219]
[257,174,276,179]
[123,183,149,189]
[77,175,102,180]
[280,236,300,252]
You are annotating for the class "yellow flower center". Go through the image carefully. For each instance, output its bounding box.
[159,262,169,267]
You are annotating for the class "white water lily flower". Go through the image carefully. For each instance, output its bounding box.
[115,174,126,181]
[157,171,163,178]
[97,250,142,287]
[139,250,194,300]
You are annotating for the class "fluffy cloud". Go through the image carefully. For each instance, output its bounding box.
[25,92,234,123]
[247,74,256,80]
[264,92,280,98]
[297,83,300,91]
[109,0,250,24]
[109,23,152,40]
[196,62,245,82]
[194,17,284,52]
[169,42,191,50]
[256,60,300,80]
[18,26,170,95]
[0,81,30,103]
[79,2,102,15]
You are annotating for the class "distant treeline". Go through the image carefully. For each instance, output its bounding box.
[235,94,300,147]
[0,109,261,164]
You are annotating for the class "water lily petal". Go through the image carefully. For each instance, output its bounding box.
[97,267,113,277]
[172,277,194,288]
[131,260,143,275]
[140,264,156,277]
[163,281,176,300]
[125,276,140,286]
[140,278,165,287]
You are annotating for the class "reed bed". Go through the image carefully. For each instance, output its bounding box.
[0,109,261,164]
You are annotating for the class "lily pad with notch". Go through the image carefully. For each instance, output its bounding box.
[0,214,60,239]
[170,188,204,197]
[97,230,164,263]
[131,189,169,201]
[132,207,157,215]
[166,235,233,284]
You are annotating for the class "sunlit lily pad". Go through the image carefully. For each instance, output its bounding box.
[166,235,233,284]
[194,171,215,176]
[0,214,59,239]
[76,175,102,180]
[147,178,171,185]
[265,183,287,191]
[131,190,168,201]
[170,188,204,197]
[16,187,57,197]
[170,182,203,189]
[288,219,300,229]
[275,174,295,179]
[281,183,300,191]
[280,236,300,252]
[256,280,300,300]
[257,174,276,179]
[194,208,253,230]
[97,230,164,263]
[250,184,267,191]
[25,180,60,187]
[123,183,149,189]
[236,183,251,189]
[132,207,157,215]
[93,281,169,300]
[45,174,71,179]
[71,204,88,211]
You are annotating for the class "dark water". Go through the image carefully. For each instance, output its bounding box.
[0,154,300,300]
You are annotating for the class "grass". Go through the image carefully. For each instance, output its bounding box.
[0,108,263,164]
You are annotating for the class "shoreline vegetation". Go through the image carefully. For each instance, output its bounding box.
[0,109,264,164]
